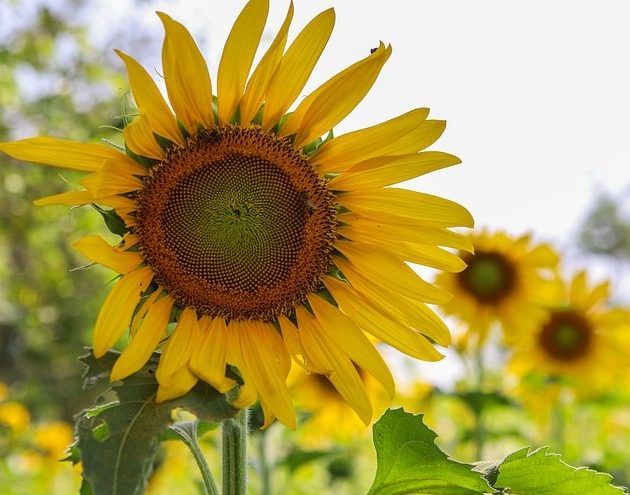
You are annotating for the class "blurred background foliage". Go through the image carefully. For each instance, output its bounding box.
[0,0,126,423]
[0,0,628,494]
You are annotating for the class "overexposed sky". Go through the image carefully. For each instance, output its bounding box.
[84,0,630,248]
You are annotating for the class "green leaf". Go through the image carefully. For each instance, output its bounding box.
[92,205,127,237]
[493,446,627,495]
[76,349,237,495]
[367,408,491,495]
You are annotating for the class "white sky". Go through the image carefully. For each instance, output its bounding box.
[85,0,630,246]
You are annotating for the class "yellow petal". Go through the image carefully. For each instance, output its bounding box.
[382,241,468,272]
[296,307,372,424]
[281,43,391,148]
[339,188,474,228]
[341,217,473,252]
[189,317,235,393]
[238,320,295,428]
[335,241,451,304]
[73,235,143,274]
[158,12,214,132]
[0,137,125,172]
[262,8,335,130]
[278,315,320,372]
[585,281,611,308]
[340,221,468,271]
[217,0,269,123]
[225,325,259,409]
[333,256,451,345]
[155,307,198,387]
[92,267,154,357]
[33,190,94,206]
[97,195,137,216]
[307,294,395,398]
[115,49,183,146]
[240,2,294,124]
[130,287,163,336]
[282,320,341,377]
[391,119,446,155]
[525,243,559,268]
[311,108,429,171]
[231,383,258,409]
[80,161,144,197]
[110,294,174,381]
[294,305,333,372]
[324,277,444,361]
[124,114,163,159]
[330,151,461,191]
[156,367,199,403]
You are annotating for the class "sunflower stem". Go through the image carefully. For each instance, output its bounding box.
[222,408,249,495]
[552,389,567,454]
[169,420,219,495]
[473,345,486,461]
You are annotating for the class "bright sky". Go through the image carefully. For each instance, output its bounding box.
[84,0,630,248]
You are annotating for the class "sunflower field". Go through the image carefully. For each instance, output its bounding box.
[1,1,629,494]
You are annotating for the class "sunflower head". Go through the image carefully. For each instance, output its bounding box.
[435,229,561,347]
[508,270,630,397]
[0,0,473,428]
[537,309,593,362]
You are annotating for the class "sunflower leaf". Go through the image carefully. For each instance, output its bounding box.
[76,349,237,495]
[492,446,627,494]
[367,408,491,495]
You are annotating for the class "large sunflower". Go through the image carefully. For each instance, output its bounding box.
[434,229,560,346]
[0,0,472,428]
[508,271,630,395]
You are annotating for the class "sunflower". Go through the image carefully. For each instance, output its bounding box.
[434,229,560,347]
[0,0,472,428]
[508,270,630,395]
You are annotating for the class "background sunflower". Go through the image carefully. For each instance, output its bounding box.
[508,270,630,396]
[435,229,561,347]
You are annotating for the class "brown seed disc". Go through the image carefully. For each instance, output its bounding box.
[538,310,593,361]
[134,125,337,320]
[457,251,517,304]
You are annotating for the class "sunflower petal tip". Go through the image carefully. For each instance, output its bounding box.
[156,11,173,25]
[92,345,107,359]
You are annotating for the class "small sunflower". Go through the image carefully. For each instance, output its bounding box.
[435,229,560,346]
[508,271,630,395]
[0,1,472,428]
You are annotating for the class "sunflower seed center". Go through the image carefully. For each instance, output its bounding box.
[135,125,336,320]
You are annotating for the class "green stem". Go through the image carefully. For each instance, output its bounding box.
[552,389,566,454]
[473,346,486,461]
[222,408,248,495]
[169,420,219,495]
